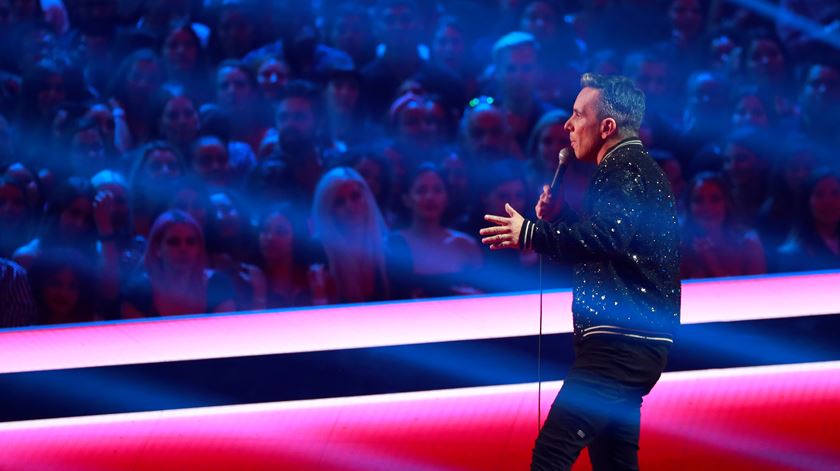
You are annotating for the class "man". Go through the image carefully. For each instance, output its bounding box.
[460,100,519,161]
[270,80,326,209]
[623,51,682,153]
[797,63,840,149]
[480,73,680,470]
[360,0,462,121]
[490,32,552,152]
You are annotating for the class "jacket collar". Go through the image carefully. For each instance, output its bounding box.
[600,137,644,165]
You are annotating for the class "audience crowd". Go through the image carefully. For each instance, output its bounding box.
[1,0,839,326]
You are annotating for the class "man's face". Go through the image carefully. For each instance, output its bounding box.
[219,10,254,56]
[276,97,316,139]
[520,2,557,41]
[800,65,840,116]
[59,196,93,237]
[747,39,785,80]
[495,45,538,99]
[216,66,252,109]
[723,143,763,186]
[564,87,603,164]
[432,26,464,69]
[377,4,419,52]
[164,30,198,71]
[257,59,290,99]
[732,95,768,129]
[331,13,367,55]
[145,149,181,181]
[193,139,230,186]
[634,61,668,98]
[126,60,162,104]
[467,108,508,159]
[669,0,702,37]
[398,101,433,146]
[685,75,726,122]
[43,268,80,318]
[0,183,26,222]
[327,78,360,114]
[161,96,199,144]
[70,127,106,173]
[76,0,116,26]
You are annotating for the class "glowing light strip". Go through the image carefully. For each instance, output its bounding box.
[1,361,836,471]
[0,361,836,431]
[0,271,838,374]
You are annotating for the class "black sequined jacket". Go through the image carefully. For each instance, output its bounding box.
[520,138,681,343]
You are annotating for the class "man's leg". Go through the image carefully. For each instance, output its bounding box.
[530,369,623,471]
[532,337,669,471]
[531,372,607,471]
[586,395,643,471]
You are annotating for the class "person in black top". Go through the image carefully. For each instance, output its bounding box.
[0,257,36,328]
[480,73,680,470]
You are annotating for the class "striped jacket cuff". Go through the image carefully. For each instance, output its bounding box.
[519,219,536,250]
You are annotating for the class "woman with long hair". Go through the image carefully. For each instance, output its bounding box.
[0,175,32,258]
[17,59,87,163]
[13,176,97,269]
[160,23,212,103]
[127,140,186,238]
[121,209,235,317]
[323,66,373,150]
[774,169,840,273]
[680,172,767,279]
[108,49,164,153]
[389,163,482,299]
[206,189,266,311]
[208,2,263,62]
[29,248,99,325]
[312,167,390,304]
[156,91,200,159]
[755,136,818,250]
[214,59,271,153]
[253,203,312,308]
[730,87,777,131]
[737,30,796,120]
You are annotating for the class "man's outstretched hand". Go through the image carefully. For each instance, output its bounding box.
[480,203,525,250]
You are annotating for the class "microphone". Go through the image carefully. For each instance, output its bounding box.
[549,147,572,189]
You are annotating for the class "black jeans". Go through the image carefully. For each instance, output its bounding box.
[531,335,670,471]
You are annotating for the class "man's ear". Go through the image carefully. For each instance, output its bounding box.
[600,118,618,140]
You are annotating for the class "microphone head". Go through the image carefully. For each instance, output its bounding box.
[558,147,572,166]
[550,147,573,189]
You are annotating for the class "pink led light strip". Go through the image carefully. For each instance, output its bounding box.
[0,271,837,374]
[0,362,838,471]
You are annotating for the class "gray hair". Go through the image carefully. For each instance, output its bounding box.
[580,73,645,139]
